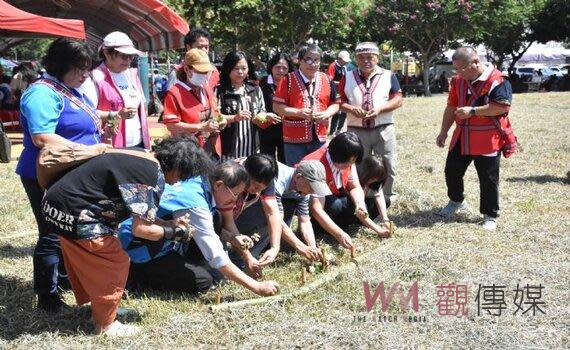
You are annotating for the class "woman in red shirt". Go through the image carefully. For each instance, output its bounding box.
[162,49,224,158]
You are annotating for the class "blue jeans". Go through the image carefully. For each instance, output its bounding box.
[284,138,325,166]
[21,177,65,296]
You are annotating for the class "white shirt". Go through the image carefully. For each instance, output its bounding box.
[312,150,358,198]
[298,70,315,95]
[110,71,143,147]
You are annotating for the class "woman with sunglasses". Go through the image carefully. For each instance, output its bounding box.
[91,31,151,149]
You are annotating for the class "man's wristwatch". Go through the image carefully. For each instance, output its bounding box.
[469,107,477,116]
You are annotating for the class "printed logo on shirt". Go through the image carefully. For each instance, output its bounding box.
[43,200,75,232]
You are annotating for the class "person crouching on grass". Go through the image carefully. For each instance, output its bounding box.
[118,160,280,297]
[231,157,332,275]
[356,155,391,237]
[41,136,206,337]
[302,132,390,250]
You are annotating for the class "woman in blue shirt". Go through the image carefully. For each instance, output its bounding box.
[16,38,104,312]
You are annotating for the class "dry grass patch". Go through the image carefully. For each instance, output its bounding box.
[0,92,568,349]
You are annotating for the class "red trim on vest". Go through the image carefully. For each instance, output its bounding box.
[281,71,332,143]
[449,69,517,157]
[302,147,350,195]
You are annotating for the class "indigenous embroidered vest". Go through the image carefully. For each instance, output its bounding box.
[303,147,350,196]
[343,68,395,128]
[277,71,332,143]
[450,68,517,157]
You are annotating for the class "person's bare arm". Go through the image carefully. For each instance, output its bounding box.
[217,262,279,296]
[280,219,321,262]
[273,102,312,120]
[257,198,282,266]
[219,209,261,278]
[309,196,353,249]
[165,120,219,136]
[436,105,457,147]
[454,103,510,119]
[31,133,78,148]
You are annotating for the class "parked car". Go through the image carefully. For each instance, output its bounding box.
[542,67,564,78]
[514,67,536,80]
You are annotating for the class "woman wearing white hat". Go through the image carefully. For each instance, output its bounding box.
[91,31,151,149]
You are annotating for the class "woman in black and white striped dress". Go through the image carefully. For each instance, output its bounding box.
[216,51,267,160]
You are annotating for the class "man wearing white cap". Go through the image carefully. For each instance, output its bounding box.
[338,42,403,206]
[327,50,351,135]
[90,31,151,149]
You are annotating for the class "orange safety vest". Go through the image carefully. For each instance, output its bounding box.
[302,147,351,196]
[279,71,333,143]
[450,69,517,157]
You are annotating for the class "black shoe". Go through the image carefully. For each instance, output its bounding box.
[37,293,68,313]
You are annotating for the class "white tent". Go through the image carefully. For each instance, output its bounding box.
[517,44,570,65]
[442,42,569,66]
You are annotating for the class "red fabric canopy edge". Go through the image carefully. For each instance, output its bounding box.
[0,0,85,40]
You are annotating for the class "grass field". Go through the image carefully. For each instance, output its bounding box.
[0,92,568,349]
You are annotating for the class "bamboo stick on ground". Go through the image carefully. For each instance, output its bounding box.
[209,246,376,312]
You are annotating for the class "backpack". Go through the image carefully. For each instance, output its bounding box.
[36,144,157,189]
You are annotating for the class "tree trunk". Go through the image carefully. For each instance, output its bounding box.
[421,56,431,97]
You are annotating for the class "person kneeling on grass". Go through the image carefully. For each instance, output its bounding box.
[118,161,280,296]
[41,136,207,337]
[302,132,390,251]
[232,157,332,272]
[356,155,392,237]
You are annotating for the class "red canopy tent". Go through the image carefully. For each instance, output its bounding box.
[0,0,85,39]
[3,0,189,52]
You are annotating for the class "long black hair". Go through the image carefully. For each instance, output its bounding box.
[153,135,214,181]
[357,155,387,191]
[219,50,256,90]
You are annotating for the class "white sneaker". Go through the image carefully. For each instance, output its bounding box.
[481,215,498,231]
[98,320,140,337]
[438,200,468,217]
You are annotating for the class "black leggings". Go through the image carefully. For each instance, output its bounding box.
[128,252,213,294]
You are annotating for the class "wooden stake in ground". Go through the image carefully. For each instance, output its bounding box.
[350,245,358,266]
[300,262,307,284]
[319,246,329,271]
[209,245,380,312]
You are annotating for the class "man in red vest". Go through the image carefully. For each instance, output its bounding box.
[273,44,340,166]
[303,132,391,250]
[436,47,515,231]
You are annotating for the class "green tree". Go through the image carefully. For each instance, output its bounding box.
[363,0,481,96]
[164,0,370,60]
[7,39,52,62]
[467,0,547,77]
[531,0,570,43]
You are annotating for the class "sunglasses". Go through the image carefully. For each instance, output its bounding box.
[117,52,136,61]
[303,57,321,66]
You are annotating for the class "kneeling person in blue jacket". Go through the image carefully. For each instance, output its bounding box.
[119,161,280,296]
